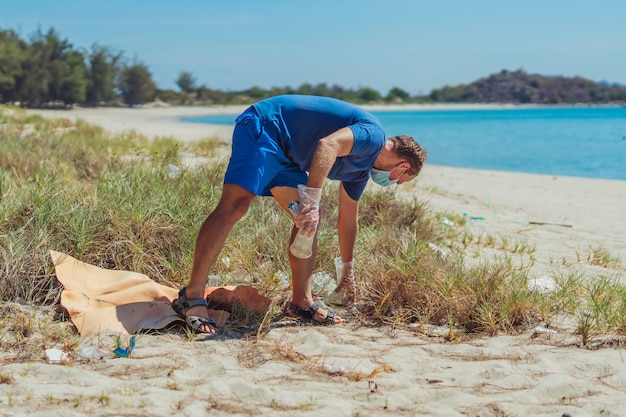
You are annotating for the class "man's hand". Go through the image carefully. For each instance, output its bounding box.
[293,185,322,238]
[294,205,319,238]
[332,259,356,306]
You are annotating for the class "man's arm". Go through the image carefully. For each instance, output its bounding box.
[306,127,355,189]
[293,126,355,237]
[335,181,359,305]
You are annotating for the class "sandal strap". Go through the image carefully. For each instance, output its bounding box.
[181,297,209,310]
[288,300,338,325]
[308,300,324,314]
[172,287,209,318]
[322,310,336,324]
[288,302,313,320]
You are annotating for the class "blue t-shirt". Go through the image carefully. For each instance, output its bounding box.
[253,95,385,200]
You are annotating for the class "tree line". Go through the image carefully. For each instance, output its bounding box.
[0,27,411,107]
[1,27,158,107]
[1,27,625,107]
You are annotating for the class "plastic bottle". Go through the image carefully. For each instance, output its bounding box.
[288,201,314,259]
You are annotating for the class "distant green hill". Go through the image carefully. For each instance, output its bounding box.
[427,69,626,104]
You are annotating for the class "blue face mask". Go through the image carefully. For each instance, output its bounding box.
[370,167,399,187]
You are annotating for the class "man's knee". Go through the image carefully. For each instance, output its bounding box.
[215,194,254,223]
[230,196,254,219]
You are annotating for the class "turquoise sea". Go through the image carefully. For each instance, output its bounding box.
[182,106,626,181]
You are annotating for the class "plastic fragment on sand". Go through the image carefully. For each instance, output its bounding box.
[441,218,454,227]
[273,270,291,289]
[45,348,68,363]
[528,275,557,292]
[207,274,223,287]
[167,164,180,178]
[113,335,137,358]
[534,327,557,335]
[324,363,346,374]
[462,213,485,221]
[428,242,451,257]
[311,272,336,296]
[77,345,113,360]
[528,221,572,228]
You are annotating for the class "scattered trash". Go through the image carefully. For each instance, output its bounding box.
[324,291,344,306]
[20,125,36,138]
[166,164,180,179]
[207,274,223,287]
[368,380,378,392]
[226,270,253,284]
[311,272,336,296]
[113,335,136,358]
[441,217,455,227]
[528,275,556,292]
[528,221,572,228]
[273,270,291,289]
[15,297,29,306]
[462,213,485,221]
[428,242,451,257]
[323,363,346,374]
[45,348,68,364]
[534,326,558,335]
[410,323,463,339]
[77,344,113,360]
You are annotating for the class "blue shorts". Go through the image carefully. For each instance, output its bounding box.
[224,107,308,196]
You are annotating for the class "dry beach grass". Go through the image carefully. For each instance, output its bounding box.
[1,104,626,417]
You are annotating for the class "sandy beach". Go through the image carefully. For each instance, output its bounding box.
[3,105,625,417]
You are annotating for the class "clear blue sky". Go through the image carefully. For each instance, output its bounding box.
[2,0,625,95]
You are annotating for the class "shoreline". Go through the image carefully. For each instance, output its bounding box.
[12,104,626,417]
[27,104,626,182]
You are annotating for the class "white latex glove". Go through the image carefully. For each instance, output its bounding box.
[293,185,321,238]
[330,258,356,306]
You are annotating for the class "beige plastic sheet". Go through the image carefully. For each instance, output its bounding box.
[51,251,271,336]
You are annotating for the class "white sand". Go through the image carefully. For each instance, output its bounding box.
[3,105,624,417]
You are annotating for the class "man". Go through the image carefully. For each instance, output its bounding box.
[172,94,427,333]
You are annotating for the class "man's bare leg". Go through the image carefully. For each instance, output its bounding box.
[184,184,256,333]
[271,186,344,324]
